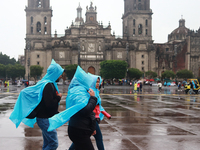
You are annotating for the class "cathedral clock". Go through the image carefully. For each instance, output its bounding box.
[89,16,94,21]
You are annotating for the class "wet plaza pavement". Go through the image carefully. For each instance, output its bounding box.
[1,85,200,150]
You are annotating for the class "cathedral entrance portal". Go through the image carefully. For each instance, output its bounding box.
[88,66,95,75]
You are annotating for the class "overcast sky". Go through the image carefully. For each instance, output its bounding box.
[0,0,200,60]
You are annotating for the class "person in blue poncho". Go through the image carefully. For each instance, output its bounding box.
[9,59,64,150]
[69,74,111,150]
[47,66,97,150]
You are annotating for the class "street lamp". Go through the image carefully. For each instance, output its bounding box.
[27,41,30,81]
[78,42,80,66]
[126,42,129,67]
[126,43,129,84]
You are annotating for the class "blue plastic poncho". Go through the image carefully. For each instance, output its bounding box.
[167,82,171,86]
[88,73,105,120]
[192,80,196,89]
[9,59,64,128]
[48,66,93,131]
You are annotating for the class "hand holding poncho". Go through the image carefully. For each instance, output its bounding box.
[48,66,93,131]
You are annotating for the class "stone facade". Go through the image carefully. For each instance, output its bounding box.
[24,0,200,79]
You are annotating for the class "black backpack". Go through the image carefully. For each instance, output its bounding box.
[26,83,55,119]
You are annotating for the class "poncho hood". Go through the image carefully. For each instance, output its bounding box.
[9,59,64,128]
[48,66,93,131]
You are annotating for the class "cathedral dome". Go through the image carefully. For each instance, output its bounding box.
[168,18,189,43]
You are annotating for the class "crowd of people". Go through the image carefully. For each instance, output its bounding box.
[9,59,111,150]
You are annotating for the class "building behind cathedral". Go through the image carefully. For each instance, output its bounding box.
[24,0,200,79]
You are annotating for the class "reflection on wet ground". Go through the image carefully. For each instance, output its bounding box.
[1,85,200,149]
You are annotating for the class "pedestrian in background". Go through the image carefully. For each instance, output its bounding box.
[140,82,143,92]
[137,82,140,92]
[158,81,162,92]
[134,82,137,92]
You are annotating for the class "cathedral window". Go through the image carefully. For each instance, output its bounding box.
[99,45,101,51]
[133,29,135,35]
[133,19,135,26]
[142,55,144,58]
[142,61,144,65]
[138,3,142,10]
[36,22,41,33]
[44,27,47,34]
[142,67,144,71]
[31,17,33,25]
[138,24,142,34]
[37,55,40,58]
[44,17,47,25]
[82,46,85,51]
[37,0,41,8]
[31,27,33,34]
[37,62,40,65]
[146,20,148,26]
[146,29,148,35]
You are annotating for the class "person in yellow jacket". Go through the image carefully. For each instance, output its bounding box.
[134,82,137,92]
[4,80,9,87]
[7,80,9,87]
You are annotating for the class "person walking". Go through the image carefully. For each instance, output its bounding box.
[137,82,140,92]
[134,82,137,92]
[189,80,195,94]
[47,66,98,150]
[69,74,111,150]
[158,81,162,92]
[10,59,64,150]
[140,82,143,92]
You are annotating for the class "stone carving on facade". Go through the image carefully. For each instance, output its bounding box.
[88,29,95,35]
[88,43,95,52]
[117,52,123,58]
[59,51,65,58]
[54,40,70,48]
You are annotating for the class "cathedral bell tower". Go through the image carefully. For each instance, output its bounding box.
[26,0,52,36]
[75,3,84,26]
[25,0,53,79]
[85,2,98,26]
[122,0,153,41]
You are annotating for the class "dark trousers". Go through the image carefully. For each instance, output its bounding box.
[68,126,94,150]
[69,122,105,150]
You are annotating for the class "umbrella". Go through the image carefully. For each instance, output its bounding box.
[154,78,160,81]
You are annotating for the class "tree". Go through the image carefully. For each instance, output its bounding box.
[162,70,175,79]
[128,68,143,79]
[30,65,43,82]
[100,60,128,80]
[6,64,25,83]
[0,52,16,65]
[65,64,78,80]
[176,69,193,79]
[145,71,157,78]
[0,64,6,78]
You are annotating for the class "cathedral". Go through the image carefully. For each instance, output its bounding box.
[24,0,200,79]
